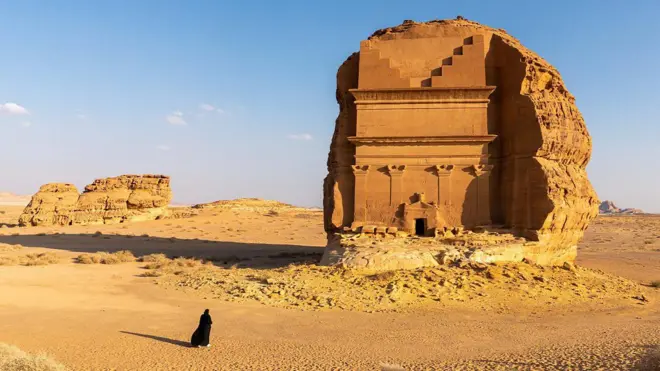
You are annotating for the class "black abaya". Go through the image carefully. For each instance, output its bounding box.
[190,312,212,347]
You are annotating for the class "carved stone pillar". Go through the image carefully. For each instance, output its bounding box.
[470,164,494,226]
[387,165,406,206]
[434,164,454,206]
[352,165,370,224]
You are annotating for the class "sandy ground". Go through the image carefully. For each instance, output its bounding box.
[0,205,659,370]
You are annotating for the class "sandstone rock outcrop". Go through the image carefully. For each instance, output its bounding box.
[323,18,599,268]
[19,175,172,226]
[71,175,172,225]
[599,200,643,215]
[18,183,80,226]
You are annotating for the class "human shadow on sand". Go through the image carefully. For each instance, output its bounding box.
[0,233,324,269]
[120,331,191,348]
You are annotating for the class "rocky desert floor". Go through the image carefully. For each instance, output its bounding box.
[0,202,659,370]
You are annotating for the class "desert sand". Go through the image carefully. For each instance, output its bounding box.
[0,202,658,370]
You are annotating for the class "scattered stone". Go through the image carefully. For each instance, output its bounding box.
[363,226,376,234]
[562,262,577,272]
[486,270,501,280]
[633,294,649,303]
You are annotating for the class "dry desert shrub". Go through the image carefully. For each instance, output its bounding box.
[0,243,22,252]
[142,256,204,275]
[636,345,660,371]
[0,256,18,266]
[139,270,162,277]
[650,280,660,288]
[265,210,279,217]
[22,253,60,266]
[173,257,203,268]
[75,250,135,264]
[0,253,60,266]
[139,253,168,263]
[0,343,67,371]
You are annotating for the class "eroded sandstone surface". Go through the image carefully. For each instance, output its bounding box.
[19,175,172,226]
[323,18,599,268]
[18,183,80,227]
[72,175,171,224]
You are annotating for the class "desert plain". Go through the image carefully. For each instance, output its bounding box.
[0,199,658,370]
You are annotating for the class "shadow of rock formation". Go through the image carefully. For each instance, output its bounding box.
[0,233,323,269]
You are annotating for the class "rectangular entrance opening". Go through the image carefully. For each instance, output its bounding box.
[415,218,426,236]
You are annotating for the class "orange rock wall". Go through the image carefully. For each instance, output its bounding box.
[324,19,599,263]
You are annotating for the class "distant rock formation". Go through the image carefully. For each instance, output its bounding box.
[192,198,317,213]
[0,192,31,206]
[193,198,294,211]
[18,184,80,226]
[19,175,172,227]
[599,200,644,215]
[72,175,172,225]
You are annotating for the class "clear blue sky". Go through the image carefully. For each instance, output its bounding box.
[0,0,658,211]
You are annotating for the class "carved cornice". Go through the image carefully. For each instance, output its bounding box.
[355,154,489,160]
[348,135,497,146]
[349,86,496,104]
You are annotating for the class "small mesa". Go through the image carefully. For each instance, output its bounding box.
[19,175,172,227]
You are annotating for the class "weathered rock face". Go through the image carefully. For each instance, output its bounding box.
[321,231,529,272]
[18,183,80,226]
[323,18,599,267]
[72,175,172,225]
[19,175,172,226]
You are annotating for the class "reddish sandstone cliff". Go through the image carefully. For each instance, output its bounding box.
[323,18,599,263]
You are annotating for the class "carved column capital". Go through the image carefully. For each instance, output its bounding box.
[352,165,370,175]
[434,164,454,176]
[387,164,406,176]
[470,164,493,176]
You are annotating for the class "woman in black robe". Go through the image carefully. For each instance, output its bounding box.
[191,309,213,347]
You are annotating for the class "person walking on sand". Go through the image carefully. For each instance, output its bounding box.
[191,309,213,348]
